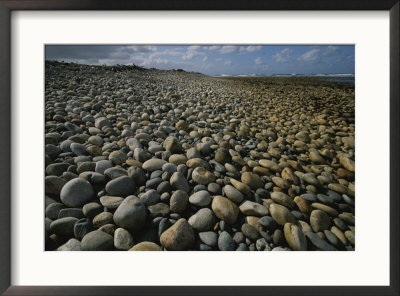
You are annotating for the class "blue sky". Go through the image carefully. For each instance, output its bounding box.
[46,45,354,75]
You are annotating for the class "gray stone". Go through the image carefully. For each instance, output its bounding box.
[79,171,106,184]
[207,183,221,195]
[45,176,67,195]
[241,224,260,241]
[189,190,212,207]
[105,176,136,197]
[169,190,189,213]
[236,243,249,251]
[186,147,201,159]
[239,200,269,217]
[188,208,216,232]
[258,216,278,231]
[306,231,336,251]
[95,117,111,130]
[100,195,124,210]
[163,136,181,153]
[233,232,245,244]
[70,143,87,156]
[199,231,218,247]
[324,230,344,249]
[109,150,128,165]
[170,172,190,193]
[158,218,172,237]
[162,163,177,174]
[60,178,95,207]
[45,203,65,220]
[256,238,268,251]
[46,163,70,176]
[82,202,103,219]
[57,238,81,251]
[148,203,170,218]
[142,159,168,172]
[218,231,235,251]
[50,217,79,237]
[113,196,147,231]
[95,160,113,174]
[58,208,84,219]
[140,189,160,206]
[223,185,244,204]
[127,166,147,186]
[81,230,114,251]
[301,193,317,202]
[74,218,94,240]
[114,228,134,250]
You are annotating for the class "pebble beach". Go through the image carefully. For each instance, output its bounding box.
[45,61,355,251]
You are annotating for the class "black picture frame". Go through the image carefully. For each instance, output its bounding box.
[0,1,399,295]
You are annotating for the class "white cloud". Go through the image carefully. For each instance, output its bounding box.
[202,56,208,62]
[254,57,263,65]
[187,45,201,51]
[182,46,206,60]
[224,59,232,65]
[215,58,223,61]
[219,46,237,54]
[239,46,262,53]
[322,45,339,56]
[273,48,292,62]
[124,46,157,53]
[254,57,268,71]
[208,45,220,51]
[297,48,320,62]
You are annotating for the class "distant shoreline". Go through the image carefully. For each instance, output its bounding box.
[45,60,354,82]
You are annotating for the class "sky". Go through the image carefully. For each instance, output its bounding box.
[46,45,354,76]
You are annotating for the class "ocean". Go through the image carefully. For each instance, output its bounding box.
[215,74,355,84]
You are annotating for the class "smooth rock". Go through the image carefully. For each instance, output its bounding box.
[306,231,335,251]
[160,218,195,250]
[199,231,218,247]
[310,210,331,232]
[81,230,114,251]
[114,228,134,250]
[142,159,168,172]
[57,238,81,251]
[169,190,189,213]
[105,176,136,197]
[284,223,307,251]
[189,190,212,207]
[269,203,297,226]
[170,172,190,193]
[129,241,162,251]
[218,231,235,251]
[270,192,295,209]
[113,196,147,231]
[60,178,95,207]
[188,208,216,231]
[239,200,269,217]
[211,195,239,224]
[223,185,244,204]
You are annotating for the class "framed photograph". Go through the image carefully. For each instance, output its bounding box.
[0,0,399,295]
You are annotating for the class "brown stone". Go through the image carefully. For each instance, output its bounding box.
[129,241,162,251]
[160,218,195,250]
[211,195,239,224]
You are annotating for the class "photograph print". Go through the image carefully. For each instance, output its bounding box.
[44,45,355,251]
